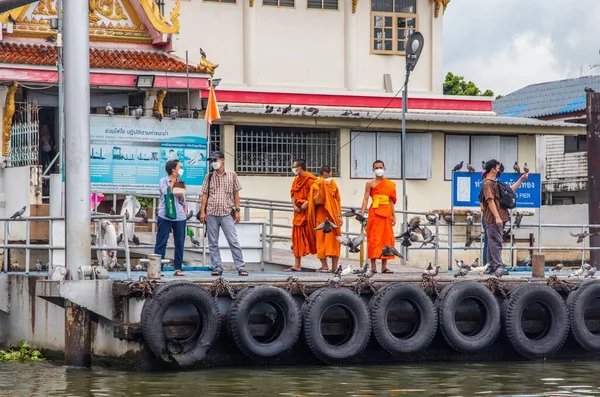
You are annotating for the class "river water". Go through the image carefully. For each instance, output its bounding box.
[1,361,599,396]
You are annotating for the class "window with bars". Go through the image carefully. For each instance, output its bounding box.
[210,125,221,154]
[564,135,587,153]
[350,131,432,179]
[307,0,338,10]
[263,0,294,6]
[444,135,518,180]
[234,125,339,176]
[371,0,417,55]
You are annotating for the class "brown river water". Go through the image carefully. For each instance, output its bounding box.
[1,361,599,396]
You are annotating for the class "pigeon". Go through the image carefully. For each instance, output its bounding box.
[513,161,520,173]
[514,212,524,228]
[153,110,163,121]
[117,233,124,245]
[419,226,436,248]
[523,162,530,173]
[135,263,143,271]
[314,218,338,233]
[35,260,43,272]
[135,106,143,119]
[337,234,365,253]
[481,160,486,170]
[353,262,371,275]
[199,47,207,58]
[455,259,465,269]
[407,217,421,231]
[452,161,464,172]
[125,209,130,220]
[586,267,597,278]
[265,105,274,114]
[341,265,353,276]
[191,237,201,247]
[520,255,532,267]
[281,104,293,115]
[472,263,489,276]
[443,214,454,225]
[423,263,441,277]
[569,267,585,278]
[465,211,474,225]
[550,263,564,272]
[340,208,366,223]
[106,103,115,116]
[465,233,480,248]
[170,107,179,120]
[223,104,229,112]
[570,231,599,244]
[10,262,20,272]
[425,213,437,225]
[471,258,480,268]
[140,207,148,223]
[583,262,592,271]
[132,235,140,246]
[110,208,116,216]
[186,210,193,221]
[466,163,476,172]
[10,206,26,219]
[380,245,403,259]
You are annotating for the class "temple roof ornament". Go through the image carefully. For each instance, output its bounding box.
[430,0,450,18]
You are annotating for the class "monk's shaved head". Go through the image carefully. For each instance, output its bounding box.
[373,160,385,169]
[293,159,307,171]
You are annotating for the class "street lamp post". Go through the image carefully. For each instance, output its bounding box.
[401,31,424,263]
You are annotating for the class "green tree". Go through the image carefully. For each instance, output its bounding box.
[443,72,495,97]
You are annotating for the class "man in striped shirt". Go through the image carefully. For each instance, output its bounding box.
[200,151,248,276]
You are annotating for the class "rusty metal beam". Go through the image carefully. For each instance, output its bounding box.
[0,0,37,13]
[64,300,91,367]
[586,88,600,266]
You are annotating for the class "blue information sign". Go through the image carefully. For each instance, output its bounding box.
[452,172,541,208]
[89,115,208,195]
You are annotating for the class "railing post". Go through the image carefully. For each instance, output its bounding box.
[151,197,156,239]
[3,221,7,272]
[244,206,250,222]
[261,222,266,272]
[509,214,514,269]
[49,218,54,271]
[25,219,30,274]
[269,208,274,262]
[434,214,439,268]
[344,218,349,259]
[582,225,586,267]
[122,214,131,281]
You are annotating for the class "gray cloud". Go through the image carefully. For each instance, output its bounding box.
[443,0,600,95]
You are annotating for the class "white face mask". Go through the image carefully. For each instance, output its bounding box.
[374,169,385,177]
[324,178,332,183]
[177,168,184,176]
[211,161,222,170]
[292,168,299,176]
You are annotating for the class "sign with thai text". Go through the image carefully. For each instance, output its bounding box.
[452,172,541,208]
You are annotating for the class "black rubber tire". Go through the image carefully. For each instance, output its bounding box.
[437,281,501,354]
[228,285,301,360]
[302,287,371,365]
[568,280,600,353]
[503,283,569,360]
[370,282,437,355]
[141,281,220,367]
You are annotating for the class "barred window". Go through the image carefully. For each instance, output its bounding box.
[307,0,338,10]
[210,125,221,154]
[235,125,339,176]
[263,0,294,6]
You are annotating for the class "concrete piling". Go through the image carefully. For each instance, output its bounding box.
[64,300,91,367]
[586,89,600,266]
[531,254,545,278]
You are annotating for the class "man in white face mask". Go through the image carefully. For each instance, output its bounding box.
[360,160,398,274]
[200,151,248,276]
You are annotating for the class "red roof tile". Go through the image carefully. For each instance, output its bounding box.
[0,42,205,74]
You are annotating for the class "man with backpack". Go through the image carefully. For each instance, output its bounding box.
[481,159,529,276]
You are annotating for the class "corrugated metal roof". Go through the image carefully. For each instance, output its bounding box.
[218,104,583,129]
[493,75,600,119]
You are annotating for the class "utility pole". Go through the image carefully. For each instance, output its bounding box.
[57,0,64,182]
[586,88,600,266]
[63,0,90,278]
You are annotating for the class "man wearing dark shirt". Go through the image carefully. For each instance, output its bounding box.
[482,159,529,276]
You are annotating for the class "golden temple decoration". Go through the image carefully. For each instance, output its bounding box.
[430,0,450,18]
[2,82,18,157]
[199,56,219,77]
[96,0,127,21]
[137,0,180,34]
[153,89,167,117]
[249,0,254,6]
[32,0,57,16]
[352,0,358,13]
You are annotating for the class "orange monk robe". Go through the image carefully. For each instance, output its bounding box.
[308,178,342,259]
[366,178,397,260]
[290,172,317,257]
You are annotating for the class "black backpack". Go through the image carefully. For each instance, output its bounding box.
[479,180,516,210]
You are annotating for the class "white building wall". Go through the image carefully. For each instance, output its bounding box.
[174,0,441,93]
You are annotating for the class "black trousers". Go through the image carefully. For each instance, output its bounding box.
[485,222,505,269]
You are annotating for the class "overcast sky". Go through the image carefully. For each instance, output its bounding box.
[443,0,600,96]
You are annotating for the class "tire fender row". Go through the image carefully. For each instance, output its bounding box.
[140,280,600,366]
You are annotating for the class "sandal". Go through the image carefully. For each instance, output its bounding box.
[284,267,301,272]
[238,270,248,276]
[371,268,378,274]
[211,269,223,276]
[382,268,394,274]
[316,268,331,273]
[173,269,185,277]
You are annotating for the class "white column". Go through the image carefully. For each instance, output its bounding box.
[63,0,91,277]
[243,2,257,86]
[344,0,358,91]
[430,8,444,94]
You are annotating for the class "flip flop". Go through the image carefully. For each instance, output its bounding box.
[173,269,185,277]
[316,268,331,273]
[382,268,394,274]
[284,267,301,272]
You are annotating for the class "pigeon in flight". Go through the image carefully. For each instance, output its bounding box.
[340,208,365,223]
[423,263,441,277]
[337,233,365,253]
[106,103,114,116]
[380,245,403,259]
[570,231,599,244]
[314,218,338,234]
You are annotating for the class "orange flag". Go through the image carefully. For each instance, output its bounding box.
[204,81,221,125]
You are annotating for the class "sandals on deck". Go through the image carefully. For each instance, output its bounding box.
[381,268,394,274]
[173,269,185,277]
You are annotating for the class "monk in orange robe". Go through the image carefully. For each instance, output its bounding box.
[308,165,342,273]
[286,159,317,272]
[360,160,397,273]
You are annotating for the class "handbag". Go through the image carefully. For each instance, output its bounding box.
[173,181,186,197]
[164,186,177,220]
